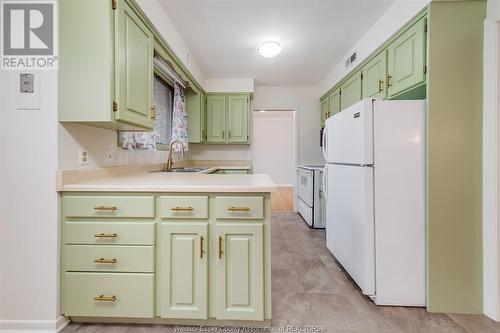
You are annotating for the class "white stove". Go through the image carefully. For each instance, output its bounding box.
[297,165,325,228]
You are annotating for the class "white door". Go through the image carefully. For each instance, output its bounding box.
[327,99,373,165]
[326,164,375,296]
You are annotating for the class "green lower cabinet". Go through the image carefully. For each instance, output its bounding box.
[160,223,208,319]
[340,71,362,110]
[387,17,427,98]
[362,50,387,99]
[328,88,341,117]
[206,95,227,143]
[216,223,264,321]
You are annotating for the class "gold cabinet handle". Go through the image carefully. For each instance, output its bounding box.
[200,235,205,259]
[222,130,225,139]
[378,79,384,93]
[387,74,393,88]
[94,257,117,264]
[94,233,118,238]
[171,206,194,211]
[151,105,156,119]
[94,206,117,211]
[227,207,251,212]
[218,236,223,259]
[228,130,231,138]
[93,295,117,302]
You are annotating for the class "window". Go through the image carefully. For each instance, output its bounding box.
[153,74,174,148]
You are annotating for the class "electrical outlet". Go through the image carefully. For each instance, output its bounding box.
[104,148,114,164]
[79,148,89,165]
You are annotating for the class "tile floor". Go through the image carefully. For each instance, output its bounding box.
[62,212,500,333]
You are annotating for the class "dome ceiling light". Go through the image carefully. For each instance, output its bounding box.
[257,41,282,59]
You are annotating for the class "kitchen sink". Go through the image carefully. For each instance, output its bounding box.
[150,167,210,173]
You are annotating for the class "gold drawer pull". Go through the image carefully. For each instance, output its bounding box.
[200,235,205,259]
[93,295,117,302]
[387,74,393,88]
[218,236,223,259]
[94,233,118,238]
[94,206,117,211]
[94,257,117,264]
[171,206,194,211]
[378,79,384,93]
[227,207,251,212]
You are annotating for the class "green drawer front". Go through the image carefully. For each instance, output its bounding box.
[65,222,155,245]
[64,196,155,218]
[65,245,154,273]
[219,169,249,174]
[160,196,209,219]
[215,196,264,220]
[64,272,154,318]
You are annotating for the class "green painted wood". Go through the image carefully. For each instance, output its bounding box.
[64,196,155,218]
[160,223,208,319]
[187,91,203,143]
[340,71,362,110]
[216,223,264,320]
[59,0,114,124]
[362,50,387,99]
[387,17,426,98]
[426,1,485,313]
[65,222,155,245]
[320,98,329,126]
[227,95,250,144]
[64,245,154,273]
[114,0,154,129]
[215,196,264,220]
[160,196,209,219]
[64,272,154,318]
[218,169,250,175]
[328,88,341,117]
[206,95,227,143]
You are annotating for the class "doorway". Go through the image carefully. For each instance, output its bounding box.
[252,110,296,211]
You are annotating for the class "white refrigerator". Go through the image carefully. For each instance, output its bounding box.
[322,99,426,306]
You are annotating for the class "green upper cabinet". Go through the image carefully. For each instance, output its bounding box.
[328,88,341,117]
[387,17,427,98]
[114,0,154,128]
[362,50,387,99]
[320,98,329,126]
[206,95,227,143]
[160,223,208,320]
[59,0,154,130]
[187,91,207,143]
[215,223,264,321]
[340,71,362,110]
[227,95,250,144]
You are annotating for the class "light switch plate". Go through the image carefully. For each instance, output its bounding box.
[16,72,40,110]
[79,148,89,165]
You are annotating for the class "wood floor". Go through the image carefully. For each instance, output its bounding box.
[62,212,500,333]
[271,186,294,211]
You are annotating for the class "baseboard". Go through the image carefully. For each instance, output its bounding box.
[0,316,69,333]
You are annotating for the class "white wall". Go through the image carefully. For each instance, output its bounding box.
[0,71,65,331]
[319,0,430,96]
[252,111,295,185]
[205,78,254,93]
[252,86,324,166]
[483,0,500,322]
[136,0,205,87]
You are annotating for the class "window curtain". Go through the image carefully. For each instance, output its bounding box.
[171,82,189,152]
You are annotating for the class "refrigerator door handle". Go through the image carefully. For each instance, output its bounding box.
[322,124,328,160]
[323,165,328,199]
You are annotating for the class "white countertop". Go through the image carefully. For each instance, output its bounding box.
[62,172,276,193]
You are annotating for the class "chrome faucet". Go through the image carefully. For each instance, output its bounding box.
[165,140,185,171]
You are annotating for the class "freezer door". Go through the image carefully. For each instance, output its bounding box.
[326,164,375,296]
[326,99,373,165]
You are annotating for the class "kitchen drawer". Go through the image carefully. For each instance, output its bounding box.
[64,196,155,218]
[65,222,155,245]
[215,196,264,220]
[64,272,154,318]
[64,245,154,273]
[160,196,208,219]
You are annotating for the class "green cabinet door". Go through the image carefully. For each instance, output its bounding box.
[187,92,206,143]
[362,50,387,99]
[216,223,264,321]
[340,71,362,110]
[227,95,250,144]
[387,17,426,98]
[206,95,227,143]
[114,0,154,129]
[320,98,329,126]
[328,88,341,116]
[160,223,208,319]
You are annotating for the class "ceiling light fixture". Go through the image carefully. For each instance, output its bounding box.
[257,41,282,58]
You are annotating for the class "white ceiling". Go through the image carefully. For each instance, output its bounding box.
[158,0,395,86]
